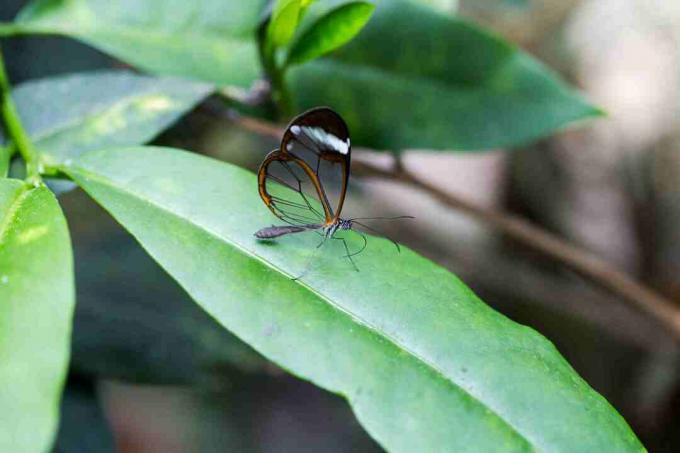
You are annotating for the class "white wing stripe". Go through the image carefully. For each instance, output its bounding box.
[291,125,350,155]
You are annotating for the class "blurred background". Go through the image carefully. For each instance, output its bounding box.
[3,0,680,451]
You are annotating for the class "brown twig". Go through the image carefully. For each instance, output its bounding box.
[227,110,680,341]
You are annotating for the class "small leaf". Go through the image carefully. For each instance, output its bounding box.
[63,146,643,452]
[0,70,212,166]
[288,0,601,151]
[286,1,376,67]
[298,0,319,20]
[0,179,75,452]
[12,0,267,87]
[268,0,303,48]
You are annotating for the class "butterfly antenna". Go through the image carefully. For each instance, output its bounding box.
[349,215,415,221]
[352,221,402,253]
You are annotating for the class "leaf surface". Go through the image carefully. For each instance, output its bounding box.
[286,1,376,67]
[63,146,642,452]
[289,0,601,150]
[0,70,212,166]
[0,179,75,451]
[13,0,267,86]
[268,0,303,48]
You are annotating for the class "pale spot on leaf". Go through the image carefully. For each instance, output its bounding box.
[17,225,49,244]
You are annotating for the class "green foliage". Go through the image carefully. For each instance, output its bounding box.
[0,179,74,452]
[61,146,643,452]
[4,0,599,150]
[0,70,213,167]
[289,0,601,151]
[0,1,637,451]
[268,0,305,49]
[12,0,267,87]
[286,1,376,67]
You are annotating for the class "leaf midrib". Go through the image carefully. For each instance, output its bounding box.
[63,162,537,449]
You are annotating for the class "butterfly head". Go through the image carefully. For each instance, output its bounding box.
[338,218,353,230]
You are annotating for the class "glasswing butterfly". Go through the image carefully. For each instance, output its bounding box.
[254,107,411,273]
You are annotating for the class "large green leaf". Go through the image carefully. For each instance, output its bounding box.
[288,0,601,151]
[0,70,212,166]
[0,179,75,451]
[62,146,642,452]
[10,0,267,87]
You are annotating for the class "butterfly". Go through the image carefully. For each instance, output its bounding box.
[254,107,410,272]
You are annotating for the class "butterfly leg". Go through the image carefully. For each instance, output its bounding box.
[333,236,360,272]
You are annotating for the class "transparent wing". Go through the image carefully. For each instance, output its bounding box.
[258,150,328,226]
[258,107,351,226]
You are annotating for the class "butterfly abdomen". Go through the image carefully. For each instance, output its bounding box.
[255,224,322,239]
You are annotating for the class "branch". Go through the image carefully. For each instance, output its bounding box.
[226,110,680,341]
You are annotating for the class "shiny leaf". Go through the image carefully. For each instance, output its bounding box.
[63,146,642,452]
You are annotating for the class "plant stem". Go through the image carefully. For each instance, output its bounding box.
[225,110,680,342]
[0,145,9,177]
[0,44,41,184]
[270,67,293,119]
[258,17,293,120]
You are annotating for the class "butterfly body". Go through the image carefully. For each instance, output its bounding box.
[254,218,353,240]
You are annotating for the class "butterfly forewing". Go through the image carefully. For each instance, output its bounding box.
[258,107,351,227]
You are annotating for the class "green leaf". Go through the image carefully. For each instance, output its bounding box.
[62,146,642,452]
[268,0,303,49]
[0,179,75,452]
[288,0,601,151]
[12,0,267,87]
[286,1,376,67]
[0,70,212,166]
